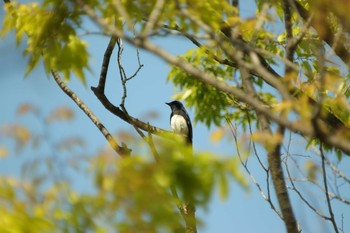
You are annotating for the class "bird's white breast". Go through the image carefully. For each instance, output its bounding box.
[170,114,189,135]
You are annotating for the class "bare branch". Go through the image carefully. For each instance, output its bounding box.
[323,156,350,185]
[86,25,165,137]
[227,117,283,219]
[51,71,130,157]
[320,145,340,233]
[284,154,330,220]
[284,0,296,72]
[97,36,117,92]
[116,38,144,107]
[240,59,298,232]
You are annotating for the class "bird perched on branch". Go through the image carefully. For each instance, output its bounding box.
[166,101,193,145]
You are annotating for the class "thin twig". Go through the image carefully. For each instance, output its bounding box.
[284,153,330,220]
[89,34,165,136]
[246,111,268,172]
[323,155,350,185]
[287,151,350,206]
[115,38,143,107]
[116,38,128,107]
[226,117,283,219]
[320,145,340,233]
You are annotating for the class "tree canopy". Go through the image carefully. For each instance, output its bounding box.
[1,0,350,233]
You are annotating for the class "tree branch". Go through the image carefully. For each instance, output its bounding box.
[241,56,298,232]
[227,117,284,219]
[2,0,131,157]
[51,71,130,157]
[163,6,348,138]
[81,0,350,156]
[90,36,166,136]
[96,36,117,92]
[265,3,299,232]
[78,29,196,232]
[320,145,340,233]
[267,127,298,233]
[293,0,350,66]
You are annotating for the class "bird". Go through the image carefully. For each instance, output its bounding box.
[166,100,193,145]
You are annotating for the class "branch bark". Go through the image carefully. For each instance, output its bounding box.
[241,55,298,232]
[293,0,350,66]
[162,7,348,143]
[81,0,350,156]
[90,36,167,136]
[52,71,131,157]
[267,127,299,233]
[266,3,299,232]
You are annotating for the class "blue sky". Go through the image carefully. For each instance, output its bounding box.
[0,31,285,233]
[1,1,350,233]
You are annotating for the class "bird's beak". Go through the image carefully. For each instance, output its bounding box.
[165,102,170,106]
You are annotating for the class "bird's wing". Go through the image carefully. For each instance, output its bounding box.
[184,111,193,144]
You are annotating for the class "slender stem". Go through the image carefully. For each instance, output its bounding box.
[320,145,340,233]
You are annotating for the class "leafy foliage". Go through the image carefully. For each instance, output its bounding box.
[0,104,246,232]
[168,48,236,127]
[1,2,89,83]
[2,0,350,232]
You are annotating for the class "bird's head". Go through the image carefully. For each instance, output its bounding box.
[166,100,184,111]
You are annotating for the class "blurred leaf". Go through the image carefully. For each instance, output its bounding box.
[0,146,8,158]
[141,110,160,121]
[252,131,283,151]
[0,124,31,152]
[272,101,293,114]
[17,103,39,116]
[210,128,225,143]
[336,149,343,161]
[46,106,74,123]
[57,137,85,152]
[218,173,228,200]
[116,131,135,143]
[304,160,319,182]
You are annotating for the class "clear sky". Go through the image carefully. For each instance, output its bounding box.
[1,1,349,233]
